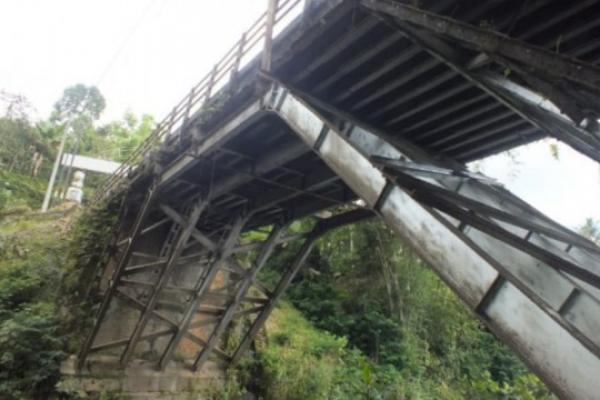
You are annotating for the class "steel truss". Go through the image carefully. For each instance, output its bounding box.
[360,0,600,164]
[78,180,372,372]
[263,80,600,399]
[79,79,600,399]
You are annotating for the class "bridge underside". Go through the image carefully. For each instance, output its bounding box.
[80,1,600,398]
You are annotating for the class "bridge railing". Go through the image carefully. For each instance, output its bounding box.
[91,0,304,204]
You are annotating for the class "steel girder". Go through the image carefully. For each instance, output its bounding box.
[158,214,248,370]
[265,81,600,399]
[80,193,372,372]
[79,72,600,398]
[228,208,375,367]
[360,0,600,164]
[78,183,160,369]
[189,222,286,371]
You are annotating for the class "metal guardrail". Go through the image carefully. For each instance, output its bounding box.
[91,0,304,204]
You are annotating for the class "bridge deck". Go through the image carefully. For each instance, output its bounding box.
[121,0,600,235]
[179,0,600,157]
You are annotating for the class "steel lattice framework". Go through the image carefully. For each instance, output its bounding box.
[80,1,600,398]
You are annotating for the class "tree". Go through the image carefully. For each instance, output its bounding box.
[46,84,106,201]
[579,218,600,244]
[95,112,154,161]
[51,84,105,124]
[50,84,106,162]
[0,91,52,177]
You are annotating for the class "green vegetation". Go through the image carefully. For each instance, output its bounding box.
[0,170,120,399]
[0,181,72,398]
[0,174,557,398]
[0,83,570,399]
[0,85,154,209]
[0,83,153,399]
[0,169,47,213]
[249,303,403,399]
[220,219,555,399]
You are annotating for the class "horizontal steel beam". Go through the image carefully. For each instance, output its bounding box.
[360,0,600,92]
[267,81,600,399]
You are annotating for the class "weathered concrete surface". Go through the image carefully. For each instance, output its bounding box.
[60,355,222,399]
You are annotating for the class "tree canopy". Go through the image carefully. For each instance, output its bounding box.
[51,84,105,123]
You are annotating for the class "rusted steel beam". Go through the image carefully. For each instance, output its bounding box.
[122,259,167,276]
[114,288,178,328]
[78,183,159,370]
[119,279,196,295]
[119,197,209,366]
[230,209,373,367]
[90,327,175,353]
[266,82,600,397]
[117,217,172,246]
[160,204,218,252]
[360,0,600,92]
[230,33,246,89]
[373,16,600,164]
[157,215,247,370]
[375,159,600,257]
[192,223,286,371]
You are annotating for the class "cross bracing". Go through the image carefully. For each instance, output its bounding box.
[80,1,600,398]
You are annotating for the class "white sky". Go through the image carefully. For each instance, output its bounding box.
[0,0,598,229]
[0,0,266,121]
[473,140,600,229]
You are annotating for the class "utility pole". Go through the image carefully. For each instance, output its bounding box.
[41,127,68,212]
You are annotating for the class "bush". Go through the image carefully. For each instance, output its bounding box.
[245,303,406,400]
[0,170,45,212]
[0,203,73,399]
[0,303,64,399]
[0,260,66,399]
[263,218,555,399]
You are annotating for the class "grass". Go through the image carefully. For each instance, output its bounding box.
[233,302,404,400]
[0,170,46,214]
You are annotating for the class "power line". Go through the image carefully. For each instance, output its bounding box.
[95,0,159,86]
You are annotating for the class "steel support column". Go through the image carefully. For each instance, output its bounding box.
[157,215,248,370]
[78,183,159,369]
[119,196,209,366]
[191,223,286,371]
[230,208,374,366]
[265,81,600,399]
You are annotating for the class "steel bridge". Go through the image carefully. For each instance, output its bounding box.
[79,1,600,398]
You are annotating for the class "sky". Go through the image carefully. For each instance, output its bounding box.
[0,0,598,230]
[0,0,266,121]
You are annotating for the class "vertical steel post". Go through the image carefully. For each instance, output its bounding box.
[230,232,317,366]
[78,183,159,369]
[157,215,247,370]
[230,33,247,90]
[191,223,286,371]
[205,65,218,105]
[119,197,208,366]
[261,0,279,72]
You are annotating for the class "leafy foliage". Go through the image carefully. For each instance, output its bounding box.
[51,84,105,124]
[0,206,72,399]
[1,86,154,207]
[253,218,555,399]
[579,218,600,244]
[0,170,47,213]
[59,196,122,352]
[242,304,405,400]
